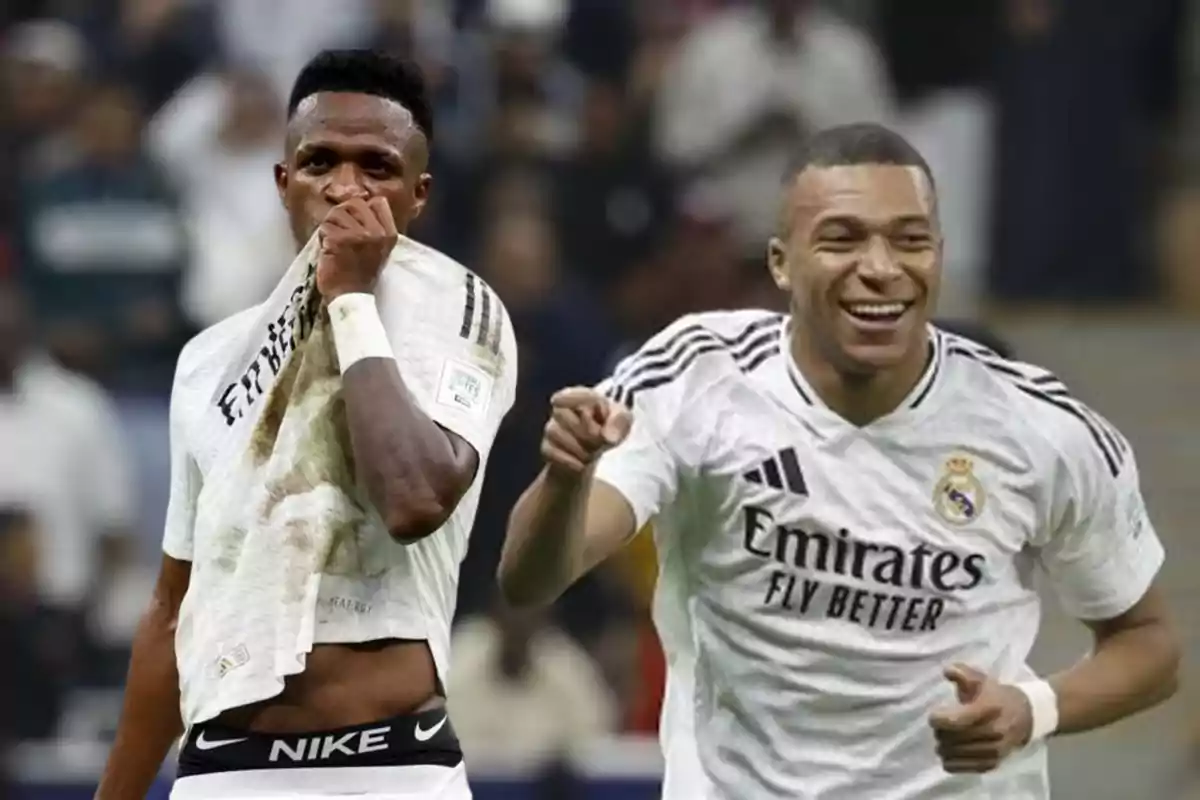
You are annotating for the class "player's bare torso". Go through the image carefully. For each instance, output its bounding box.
[214,640,441,732]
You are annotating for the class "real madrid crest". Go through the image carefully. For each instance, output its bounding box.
[933,455,986,525]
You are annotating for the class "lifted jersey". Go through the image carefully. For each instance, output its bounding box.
[593,310,1163,800]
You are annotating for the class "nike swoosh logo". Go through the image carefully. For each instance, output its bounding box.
[413,715,448,742]
[195,731,249,751]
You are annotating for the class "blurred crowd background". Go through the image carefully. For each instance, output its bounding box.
[0,0,1198,798]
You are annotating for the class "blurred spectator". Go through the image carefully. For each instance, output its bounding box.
[478,210,616,394]
[448,595,617,771]
[214,0,372,99]
[148,64,290,327]
[561,0,636,84]
[366,0,455,89]
[70,0,217,114]
[655,0,893,258]
[459,209,616,621]
[552,78,674,291]
[0,508,77,741]
[989,0,1185,304]
[442,0,583,163]
[0,283,138,624]
[15,79,191,389]
[620,3,689,117]
[0,19,89,230]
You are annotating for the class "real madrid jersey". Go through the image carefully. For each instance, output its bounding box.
[592,309,1164,800]
[161,239,517,723]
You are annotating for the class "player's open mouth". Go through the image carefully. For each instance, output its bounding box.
[840,301,912,326]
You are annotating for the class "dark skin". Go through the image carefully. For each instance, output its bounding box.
[97,92,478,800]
[275,91,478,539]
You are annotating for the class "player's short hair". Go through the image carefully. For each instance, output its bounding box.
[286,49,434,142]
[784,123,934,191]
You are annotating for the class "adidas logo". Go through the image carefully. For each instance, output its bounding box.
[743,447,808,496]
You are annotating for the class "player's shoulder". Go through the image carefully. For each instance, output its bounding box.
[385,238,512,350]
[606,309,784,409]
[388,236,502,308]
[175,305,261,385]
[939,328,1131,478]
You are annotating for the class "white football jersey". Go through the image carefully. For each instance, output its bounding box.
[162,243,517,714]
[593,309,1164,800]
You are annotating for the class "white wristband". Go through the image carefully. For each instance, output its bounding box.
[1015,679,1059,744]
[327,293,394,374]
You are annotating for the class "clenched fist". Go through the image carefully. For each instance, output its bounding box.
[541,387,633,476]
[317,196,398,298]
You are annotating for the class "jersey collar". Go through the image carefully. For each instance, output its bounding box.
[781,319,947,424]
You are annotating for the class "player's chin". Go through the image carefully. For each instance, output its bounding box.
[833,303,924,371]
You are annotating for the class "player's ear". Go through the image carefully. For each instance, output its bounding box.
[767,237,790,291]
[274,162,288,204]
[410,173,432,220]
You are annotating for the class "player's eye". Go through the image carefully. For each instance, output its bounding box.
[818,232,860,251]
[300,152,334,173]
[360,155,399,179]
[893,233,933,251]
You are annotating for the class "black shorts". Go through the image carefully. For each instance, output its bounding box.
[177,707,463,777]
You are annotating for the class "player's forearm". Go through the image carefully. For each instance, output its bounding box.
[95,601,183,800]
[499,467,593,607]
[1048,619,1180,736]
[340,357,474,542]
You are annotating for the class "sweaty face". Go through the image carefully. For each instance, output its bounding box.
[274,92,431,248]
[769,164,941,375]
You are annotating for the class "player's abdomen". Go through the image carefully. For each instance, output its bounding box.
[212,639,441,732]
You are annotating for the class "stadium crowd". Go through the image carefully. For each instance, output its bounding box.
[0,0,1196,794]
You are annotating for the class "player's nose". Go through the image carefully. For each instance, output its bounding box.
[858,238,902,281]
[324,165,370,204]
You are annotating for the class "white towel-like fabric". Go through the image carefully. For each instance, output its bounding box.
[176,231,389,725]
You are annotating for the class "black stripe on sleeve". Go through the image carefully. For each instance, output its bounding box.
[617,333,780,409]
[460,274,477,339]
[610,315,782,407]
[476,284,492,348]
[948,346,1125,477]
[488,299,504,356]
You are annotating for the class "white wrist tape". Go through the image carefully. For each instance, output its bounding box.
[1015,679,1059,744]
[328,293,394,374]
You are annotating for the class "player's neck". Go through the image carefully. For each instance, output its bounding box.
[792,333,932,426]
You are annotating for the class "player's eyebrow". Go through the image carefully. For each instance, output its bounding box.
[813,214,932,232]
[890,214,933,227]
[294,141,408,173]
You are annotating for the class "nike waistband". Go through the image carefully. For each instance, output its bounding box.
[177,708,462,777]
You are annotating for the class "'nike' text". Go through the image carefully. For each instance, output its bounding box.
[268,726,391,763]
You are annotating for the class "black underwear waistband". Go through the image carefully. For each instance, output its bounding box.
[177,707,462,777]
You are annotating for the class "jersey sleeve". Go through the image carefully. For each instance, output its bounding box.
[1036,414,1165,621]
[386,273,517,463]
[161,360,201,561]
[591,329,691,532]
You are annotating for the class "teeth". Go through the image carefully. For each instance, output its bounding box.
[846,303,906,318]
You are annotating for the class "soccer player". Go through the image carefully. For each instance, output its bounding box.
[98,50,516,799]
[498,123,1180,799]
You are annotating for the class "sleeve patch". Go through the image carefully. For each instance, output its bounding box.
[436,358,493,420]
